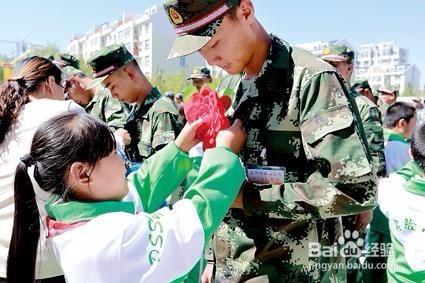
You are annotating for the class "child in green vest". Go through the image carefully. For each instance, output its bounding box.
[378,121,425,282]
[7,112,246,283]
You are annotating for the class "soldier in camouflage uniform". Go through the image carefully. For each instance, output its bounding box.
[164,0,378,282]
[322,46,386,283]
[352,81,386,177]
[62,66,128,131]
[377,88,398,120]
[87,44,183,163]
[321,46,386,179]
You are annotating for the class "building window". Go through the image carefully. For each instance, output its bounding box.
[145,39,150,50]
[145,55,150,66]
[124,28,131,39]
[118,31,123,41]
[145,24,150,34]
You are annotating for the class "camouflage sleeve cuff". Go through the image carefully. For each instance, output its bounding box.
[152,130,176,149]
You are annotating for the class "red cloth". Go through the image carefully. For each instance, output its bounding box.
[184,87,230,150]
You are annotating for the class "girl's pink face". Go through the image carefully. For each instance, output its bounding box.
[87,150,128,201]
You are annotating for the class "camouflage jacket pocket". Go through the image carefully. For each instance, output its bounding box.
[301,105,353,144]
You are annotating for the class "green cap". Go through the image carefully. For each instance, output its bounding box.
[321,44,355,63]
[352,80,374,96]
[87,44,134,79]
[62,66,83,80]
[86,44,135,89]
[188,67,211,80]
[377,88,398,97]
[164,0,240,59]
[59,53,80,69]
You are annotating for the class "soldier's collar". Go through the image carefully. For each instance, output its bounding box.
[143,87,161,106]
[251,34,293,95]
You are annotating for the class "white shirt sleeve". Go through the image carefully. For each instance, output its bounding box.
[50,199,204,283]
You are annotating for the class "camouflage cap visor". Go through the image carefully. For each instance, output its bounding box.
[321,54,349,63]
[167,3,227,59]
[168,34,212,59]
[61,66,83,80]
[85,76,107,90]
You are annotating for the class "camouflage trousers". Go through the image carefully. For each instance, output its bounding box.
[212,209,347,283]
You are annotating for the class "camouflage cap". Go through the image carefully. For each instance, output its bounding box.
[59,53,80,69]
[353,80,372,91]
[164,0,240,59]
[86,44,135,89]
[62,66,83,80]
[377,88,398,97]
[321,44,355,63]
[87,44,134,79]
[188,67,211,80]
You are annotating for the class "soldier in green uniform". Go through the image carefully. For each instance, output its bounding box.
[377,88,398,119]
[164,0,378,282]
[322,46,386,179]
[322,46,386,282]
[87,44,183,163]
[62,66,128,131]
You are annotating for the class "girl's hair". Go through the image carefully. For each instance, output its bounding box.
[6,112,116,283]
[0,56,62,144]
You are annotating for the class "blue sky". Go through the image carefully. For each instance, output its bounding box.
[1,0,424,87]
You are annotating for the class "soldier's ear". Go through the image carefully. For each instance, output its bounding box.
[240,0,255,24]
[123,66,136,81]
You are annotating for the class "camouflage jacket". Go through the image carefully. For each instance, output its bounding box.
[125,87,183,163]
[85,86,127,130]
[352,92,386,177]
[232,35,378,220]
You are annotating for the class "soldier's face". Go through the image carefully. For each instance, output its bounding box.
[380,93,396,105]
[199,5,256,75]
[67,78,91,105]
[103,69,138,104]
[191,78,211,91]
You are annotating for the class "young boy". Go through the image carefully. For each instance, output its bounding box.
[378,122,425,282]
[383,102,416,173]
[364,101,416,282]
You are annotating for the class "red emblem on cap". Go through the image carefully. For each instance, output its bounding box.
[169,7,183,25]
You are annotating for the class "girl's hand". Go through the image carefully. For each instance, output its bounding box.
[174,119,204,152]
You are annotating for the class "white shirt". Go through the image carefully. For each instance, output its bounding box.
[0,99,84,278]
[49,199,204,283]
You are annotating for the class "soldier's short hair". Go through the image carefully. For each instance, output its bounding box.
[411,122,425,170]
[385,102,416,128]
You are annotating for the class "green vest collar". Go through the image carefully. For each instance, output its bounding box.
[384,129,409,144]
[45,197,135,223]
[396,161,425,196]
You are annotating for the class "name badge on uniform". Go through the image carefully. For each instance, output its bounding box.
[246,164,286,185]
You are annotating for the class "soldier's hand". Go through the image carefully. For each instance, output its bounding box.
[354,210,373,232]
[175,119,204,152]
[216,119,247,154]
[231,188,244,209]
[114,128,131,146]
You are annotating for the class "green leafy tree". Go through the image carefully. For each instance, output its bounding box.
[402,84,419,97]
